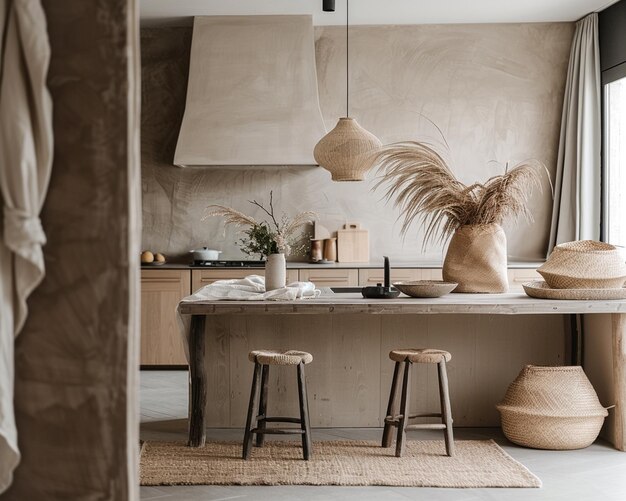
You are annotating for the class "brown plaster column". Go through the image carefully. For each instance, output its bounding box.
[1,0,140,499]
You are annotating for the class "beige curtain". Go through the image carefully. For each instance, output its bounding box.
[0,0,53,492]
[548,13,601,254]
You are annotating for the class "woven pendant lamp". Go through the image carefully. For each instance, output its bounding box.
[314,118,381,181]
[314,0,381,182]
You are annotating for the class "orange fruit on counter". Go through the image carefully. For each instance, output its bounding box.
[141,250,154,263]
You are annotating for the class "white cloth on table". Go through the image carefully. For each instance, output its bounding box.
[176,275,321,362]
[184,275,320,302]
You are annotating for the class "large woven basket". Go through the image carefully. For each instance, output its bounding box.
[442,224,508,293]
[496,365,608,450]
[538,240,626,289]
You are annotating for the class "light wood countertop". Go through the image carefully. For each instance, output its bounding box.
[144,260,544,270]
[178,291,626,316]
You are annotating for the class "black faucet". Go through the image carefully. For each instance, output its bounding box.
[361,256,400,299]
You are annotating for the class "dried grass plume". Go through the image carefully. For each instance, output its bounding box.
[373,141,551,246]
[203,206,259,227]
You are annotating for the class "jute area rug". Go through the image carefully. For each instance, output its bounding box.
[140,440,541,488]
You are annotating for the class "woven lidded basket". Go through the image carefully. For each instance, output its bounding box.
[538,240,626,289]
[496,365,608,450]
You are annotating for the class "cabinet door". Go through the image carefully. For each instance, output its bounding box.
[299,268,358,286]
[358,268,421,286]
[141,269,190,366]
[507,268,542,290]
[192,268,299,292]
[422,268,444,280]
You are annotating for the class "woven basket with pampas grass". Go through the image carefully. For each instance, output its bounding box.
[373,141,550,292]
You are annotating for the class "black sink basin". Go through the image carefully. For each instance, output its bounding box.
[329,287,363,293]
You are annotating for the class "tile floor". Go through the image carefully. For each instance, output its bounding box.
[140,370,626,501]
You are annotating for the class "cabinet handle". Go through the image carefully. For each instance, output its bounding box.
[309,275,348,282]
[312,279,348,282]
[369,276,412,281]
[142,277,181,283]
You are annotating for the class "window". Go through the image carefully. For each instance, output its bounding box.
[604,67,626,247]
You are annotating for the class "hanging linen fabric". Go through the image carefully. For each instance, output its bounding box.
[0,0,53,492]
[548,13,601,253]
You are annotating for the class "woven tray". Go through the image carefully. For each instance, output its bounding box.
[523,281,626,300]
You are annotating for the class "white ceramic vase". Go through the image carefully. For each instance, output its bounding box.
[265,253,286,291]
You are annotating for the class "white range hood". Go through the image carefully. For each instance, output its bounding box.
[174,15,327,167]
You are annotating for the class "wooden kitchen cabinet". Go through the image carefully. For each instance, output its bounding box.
[139,265,540,367]
[421,268,444,280]
[507,268,542,289]
[359,268,421,286]
[191,268,299,292]
[141,269,190,366]
[299,268,358,286]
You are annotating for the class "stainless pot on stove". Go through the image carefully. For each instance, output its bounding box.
[190,247,222,261]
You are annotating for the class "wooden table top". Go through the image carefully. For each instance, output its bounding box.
[178,291,626,315]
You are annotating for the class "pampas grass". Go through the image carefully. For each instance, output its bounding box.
[373,141,550,246]
[204,205,259,228]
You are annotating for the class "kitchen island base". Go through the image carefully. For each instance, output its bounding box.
[180,293,626,451]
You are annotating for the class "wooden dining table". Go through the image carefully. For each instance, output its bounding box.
[178,291,626,451]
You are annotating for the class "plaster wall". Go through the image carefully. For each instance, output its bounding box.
[141,22,574,262]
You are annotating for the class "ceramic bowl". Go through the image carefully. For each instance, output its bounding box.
[393,280,458,298]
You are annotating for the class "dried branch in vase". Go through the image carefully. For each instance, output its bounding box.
[373,141,552,247]
[204,191,316,259]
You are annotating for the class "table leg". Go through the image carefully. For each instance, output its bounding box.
[569,313,583,366]
[612,313,626,451]
[188,314,207,447]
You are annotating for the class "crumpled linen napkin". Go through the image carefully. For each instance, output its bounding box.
[176,275,321,362]
[181,275,321,302]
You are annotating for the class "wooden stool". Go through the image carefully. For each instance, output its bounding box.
[243,349,313,460]
[382,348,455,457]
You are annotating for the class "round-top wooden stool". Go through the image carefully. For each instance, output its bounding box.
[243,349,313,460]
[382,348,455,458]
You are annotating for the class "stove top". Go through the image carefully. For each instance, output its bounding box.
[191,260,265,268]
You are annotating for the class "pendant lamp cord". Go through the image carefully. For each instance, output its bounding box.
[346,0,349,117]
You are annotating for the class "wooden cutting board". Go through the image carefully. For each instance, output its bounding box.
[337,223,369,263]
